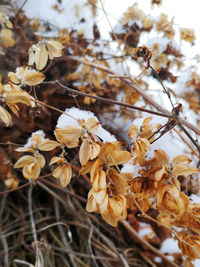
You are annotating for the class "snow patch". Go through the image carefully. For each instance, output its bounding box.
[56,107,116,143]
[160,238,181,254]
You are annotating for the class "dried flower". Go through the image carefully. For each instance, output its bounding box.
[14,153,45,180]
[29,40,63,70]
[49,157,72,187]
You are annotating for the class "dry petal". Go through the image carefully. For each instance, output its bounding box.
[37,140,59,151]
[22,71,45,86]
[0,106,11,126]
[172,164,199,177]
[172,154,191,166]
[6,90,31,106]
[1,29,15,47]
[23,162,41,179]
[14,155,36,168]
[46,40,63,59]
[55,126,82,147]
[49,157,65,165]
[79,139,91,166]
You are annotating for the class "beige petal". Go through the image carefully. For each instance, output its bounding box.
[8,72,20,84]
[14,155,35,168]
[154,166,166,181]
[15,147,35,153]
[109,151,131,166]
[23,162,41,179]
[37,153,46,168]
[6,103,19,117]
[59,165,72,187]
[92,169,107,191]
[93,189,107,205]
[90,143,101,160]
[86,189,97,212]
[23,71,45,86]
[49,157,64,165]
[37,140,59,151]
[140,138,151,150]
[6,90,31,106]
[79,161,94,175]
[83,117,99,132]
[31,133,44,148]
[109,169,126,195]
[1,29,15,47]
[90,158,103,182]
[0,106,11,126]
[46,40,63,59]
[54,126,82,147]
[79,139,91,166]
[172,154,191,166]
[35,44,48,70]
[172,164,199,177]
[98,193,109,213]
[28,48,35,66]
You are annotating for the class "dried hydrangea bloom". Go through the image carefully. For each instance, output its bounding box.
[130,177,154,212]
[156,13,175,39]
[16,132,59,153]
[14,153,45,180]
[180,28,195,44]
[8,66,45,86]
[14,132,59,180]
[170,154,199,178]
[132,137,151,166]
[0,105,11,126]
[174,203,200,234]
[49,157,72,187]
[0,14,15,47]
[155,182,189,217]
[176,231,200,260]
[101,196,127,227]
[28,40,63,70]
[4,172,19,189]
[0,79,33,124]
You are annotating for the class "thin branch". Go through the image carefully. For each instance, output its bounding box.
[13,259,34,267]
[87,219,98,267]
[43,80,171,118]
[149,65,174,108]
[28,186,37,243]
[65,56,200,135]
[0,232,8,267]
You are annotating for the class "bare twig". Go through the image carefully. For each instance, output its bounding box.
[28,186,37,243]
[87,219,98,267]
[13,259,34,267]
[54,199,77,267]
[65,56,200,135]
[0,232,8,267]
[42,80,171,118]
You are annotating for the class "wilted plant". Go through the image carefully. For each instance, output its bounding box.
[0,2,200,266]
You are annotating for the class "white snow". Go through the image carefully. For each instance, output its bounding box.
[24,130,45,148]
[190,194,200,204]
[120,163,135,174]
[138,222,153,238]
[56,107,116,143]
[160,238,181,254]
[14,0,96,38]
[154,257,162,263]
[193,259,200,267]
